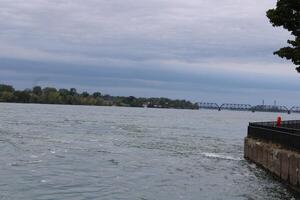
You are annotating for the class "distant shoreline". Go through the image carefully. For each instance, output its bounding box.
[0,84,199,110]
[0,102,201,111]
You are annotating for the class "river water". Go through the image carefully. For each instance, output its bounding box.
[0,103,299,200]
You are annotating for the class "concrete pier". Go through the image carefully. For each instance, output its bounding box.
[245,137,300,189]
[245,120,300,192]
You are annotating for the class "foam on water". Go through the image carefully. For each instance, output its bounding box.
[201,152,242,161]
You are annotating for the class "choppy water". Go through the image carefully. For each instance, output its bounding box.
[0,103,299,200]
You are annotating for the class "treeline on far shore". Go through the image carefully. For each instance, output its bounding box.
[0,84,199,110]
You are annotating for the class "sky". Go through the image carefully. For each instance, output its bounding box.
[0,0,299,106]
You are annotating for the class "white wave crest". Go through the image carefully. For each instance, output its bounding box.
[202,153,242,161]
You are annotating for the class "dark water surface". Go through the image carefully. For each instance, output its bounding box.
[0,103,298,200]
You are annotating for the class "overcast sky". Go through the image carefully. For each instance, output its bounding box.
[0,0,299,106]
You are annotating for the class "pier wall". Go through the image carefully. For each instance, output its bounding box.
[244,137,300,191]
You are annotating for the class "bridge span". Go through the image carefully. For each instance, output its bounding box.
[197,102,300,114]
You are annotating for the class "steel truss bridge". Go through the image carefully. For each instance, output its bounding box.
[198,102,300,114]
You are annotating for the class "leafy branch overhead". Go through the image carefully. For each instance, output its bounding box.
[267,0,300,72]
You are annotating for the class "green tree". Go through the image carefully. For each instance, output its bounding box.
[0,91,14,102]
[81,91,89,98]
[93,92,102,98]
[42,87,59,104]
[70,88,77,96]
[30,94,41,103]
[267,0,300,72]
[43,87,57,94]
[0,84,14,93]
[47,91,61,104]
[33,86,42,95]
[14,91,30,103]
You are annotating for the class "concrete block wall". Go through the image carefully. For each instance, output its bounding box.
[245,137,300,191]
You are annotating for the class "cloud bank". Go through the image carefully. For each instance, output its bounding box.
[0,0,299,105]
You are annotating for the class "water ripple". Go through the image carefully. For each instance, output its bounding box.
[0,104,297,200]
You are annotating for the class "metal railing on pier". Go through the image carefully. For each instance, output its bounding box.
[248,120,300,150]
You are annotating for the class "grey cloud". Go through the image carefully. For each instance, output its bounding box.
[0,0,298,104]
[0,0,290,64]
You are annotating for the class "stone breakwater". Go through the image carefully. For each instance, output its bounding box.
[244,137,300,192]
